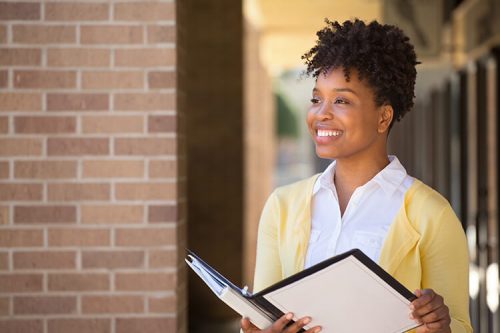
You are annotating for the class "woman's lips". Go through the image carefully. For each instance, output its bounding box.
[314,129,343,144]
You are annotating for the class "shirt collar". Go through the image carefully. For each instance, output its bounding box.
[312,155,408,196]
[312,160,336,195]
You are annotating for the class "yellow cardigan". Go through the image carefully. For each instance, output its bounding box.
[253,176,472,333]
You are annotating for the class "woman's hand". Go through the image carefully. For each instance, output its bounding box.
[411,289,451,333]
[241,313,321,333]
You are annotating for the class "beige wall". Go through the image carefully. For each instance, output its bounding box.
[243,18,275,288]
[0,2,185,333]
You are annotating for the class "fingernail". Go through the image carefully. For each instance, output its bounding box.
[314,327,322,333]
[409,304,415,310]
[285,313,293,320]
[409,313,414,320]
[302,317,311,325]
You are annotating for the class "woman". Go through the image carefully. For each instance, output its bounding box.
[240,19,471,333]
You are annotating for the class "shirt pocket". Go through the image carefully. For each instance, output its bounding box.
[351,231,384,261]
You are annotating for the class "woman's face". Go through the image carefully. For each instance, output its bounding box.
[306,67,390,161]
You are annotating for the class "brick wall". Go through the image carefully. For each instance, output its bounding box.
[0,2,185,333]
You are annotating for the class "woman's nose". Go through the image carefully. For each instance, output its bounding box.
[316,102,334,120]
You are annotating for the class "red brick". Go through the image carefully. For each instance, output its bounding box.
[46,3,109,21]
[0,48,41,66]
[148,205,177,223]
[116,318,175,333]
[82,160,144,178]
[148,71,175,88]
[14,296,76,314]
[0,229,43,247]
[115,182,176,200]
[81,205,143,224]
[115,48,175,67]
[47,93,109,111]
[82,71,143,89]
[48,273,109,291]
[14,70,76,89]
[48,48,110,67]
[13,25,76,44]
[13,251,76,269]
[82,115,143,134]
[0,297,8,315]
[82,296,143,314]
[0,274,43,292]
[149,159,176,178]
[0,70,7,87]
[15,116,76,134]
[0,205,8,224]
[0,252,8,270]
[0,117,7,133]
[82,251,144,269]
[148,295,176,313]
[148,115,176,133]
[48,228,110,247]
[0,139,42,156]
[0,184,42,201]
[115,138,176,155]
[114,2,175,21]
[48,319,110,333]
[0,26,6,43]
[115,93,175,111]
[149,249,177,268]
[47,138,109,156]
[115,272,175,291]
[0,320,42,333]
[0,93,41,111]
[0,2,40,20]
[0,161,8,178]
[115,227,175,246]
[48,183,110,201]
[14,206,76,224]
[81,25,143,44]
[15,161,77,179]
[147,25,176,44]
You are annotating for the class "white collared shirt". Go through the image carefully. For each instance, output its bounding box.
[304,156,414,268]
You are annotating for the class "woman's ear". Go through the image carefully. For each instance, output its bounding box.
[378,105,393,134]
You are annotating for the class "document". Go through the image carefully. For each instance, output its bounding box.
[185,248,421,333]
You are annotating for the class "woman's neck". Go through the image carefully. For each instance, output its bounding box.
[333,154,390,216]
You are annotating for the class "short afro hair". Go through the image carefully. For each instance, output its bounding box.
[302,19,419,127]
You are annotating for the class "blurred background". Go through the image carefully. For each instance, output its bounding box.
[0,0,498,333]
[182,0,499,332]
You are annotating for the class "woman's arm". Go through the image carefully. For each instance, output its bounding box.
[416,204,472,333]
[253,191,283,293]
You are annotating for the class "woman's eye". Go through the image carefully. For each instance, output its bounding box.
[334,98,349,104]
[310,98,320,104]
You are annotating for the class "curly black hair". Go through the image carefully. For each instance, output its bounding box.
[302,19,419,127]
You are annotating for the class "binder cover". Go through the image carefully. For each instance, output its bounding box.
[186,248,420,333]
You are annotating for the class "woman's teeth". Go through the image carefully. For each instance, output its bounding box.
[317,129,342,137]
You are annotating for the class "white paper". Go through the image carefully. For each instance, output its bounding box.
[263,256,419,333]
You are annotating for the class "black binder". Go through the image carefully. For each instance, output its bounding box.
[186,248,421,333]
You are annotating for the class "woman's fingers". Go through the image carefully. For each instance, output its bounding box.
[411,289,451,333]
[270,313,295,332]
[240,317,258,332]
[240,313,321,333]
[281,314,321,333]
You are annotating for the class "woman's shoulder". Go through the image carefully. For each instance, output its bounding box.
[406,179,451,210]
[272,174,319,199]
[264,174,320,209]
[404,178,460,227]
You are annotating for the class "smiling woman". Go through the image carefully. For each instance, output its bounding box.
[241,19,472,333]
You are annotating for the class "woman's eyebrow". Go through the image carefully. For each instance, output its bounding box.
[312,87,358,95]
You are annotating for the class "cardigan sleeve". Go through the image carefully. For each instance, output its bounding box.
[420,203,472,333]
[252,190,283,293]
